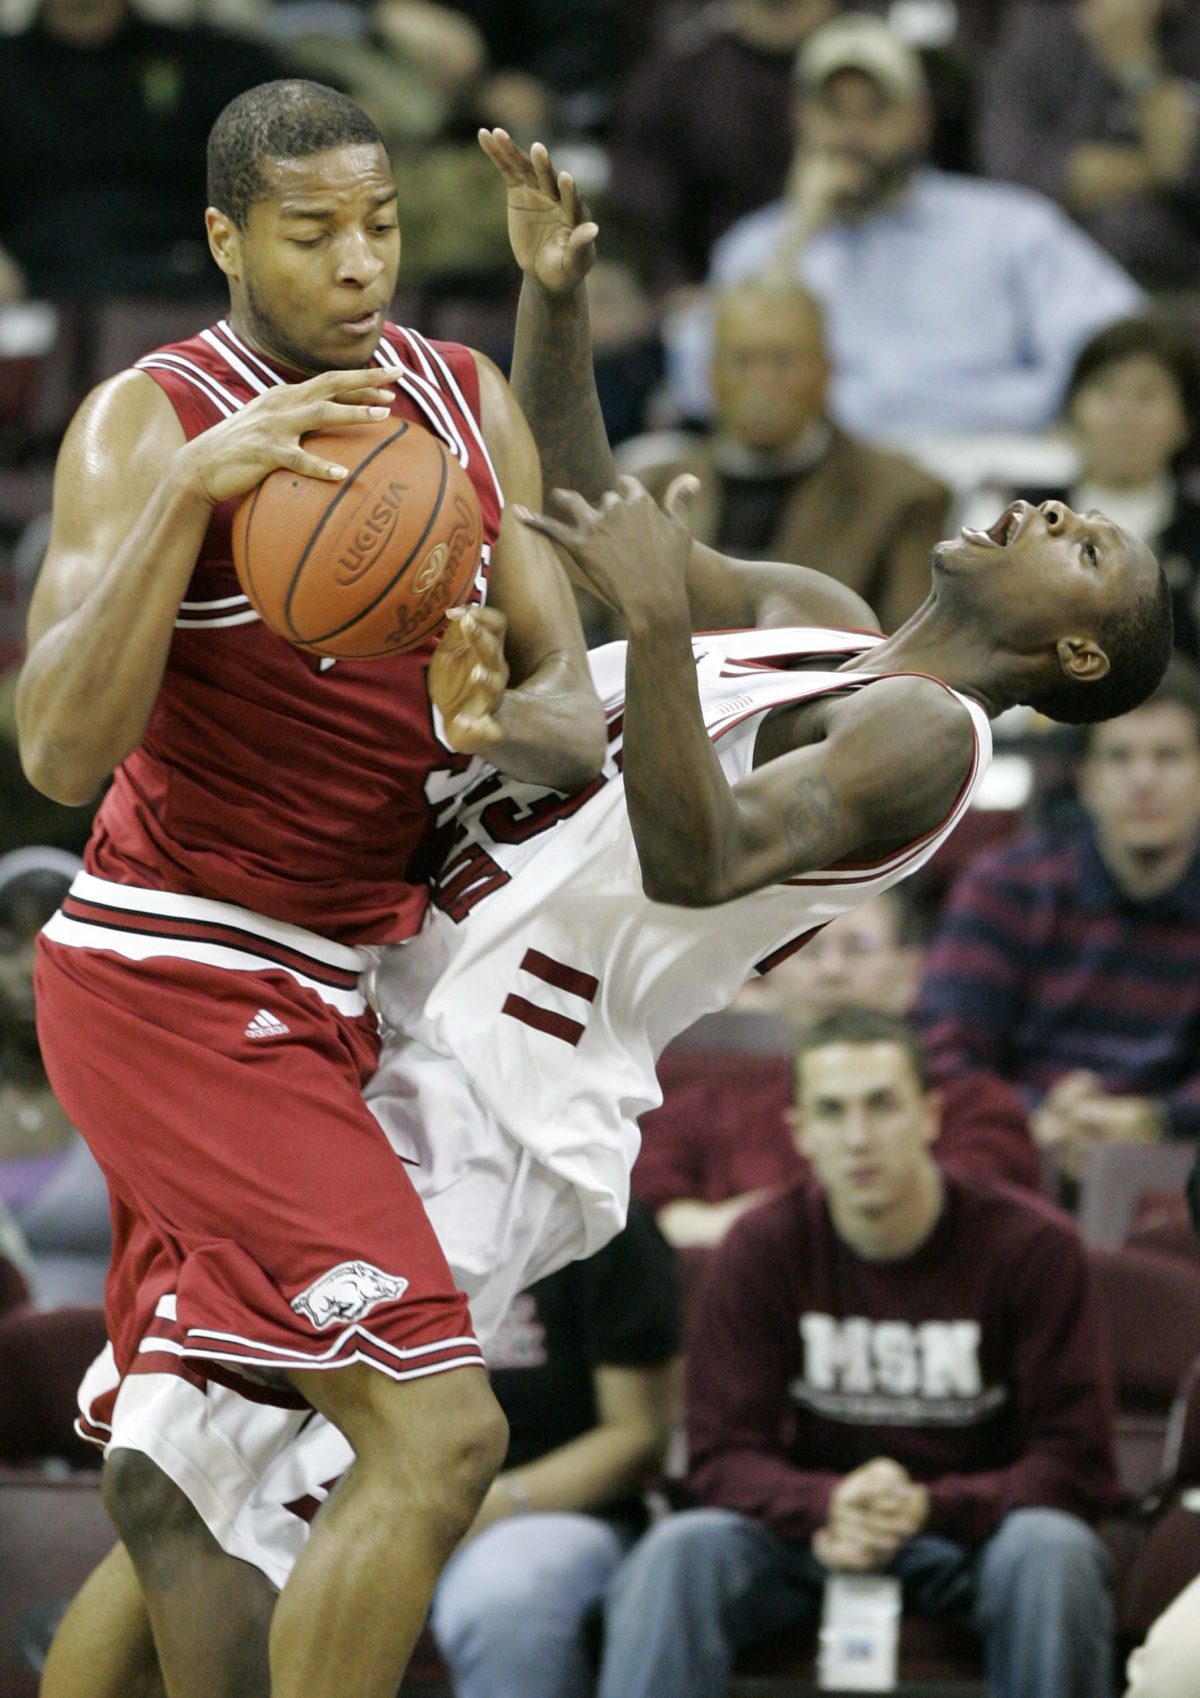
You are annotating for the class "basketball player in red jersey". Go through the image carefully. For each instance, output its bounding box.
[35,131,1176,1698]
[18,83,604,1698]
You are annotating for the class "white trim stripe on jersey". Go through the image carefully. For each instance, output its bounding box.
[175,591,260,631]
[373,335,468,467]
[63,872,367,969]
[43,872,370,1016]
[174,608,262,630]
[135,353,244,418]
[179,1321,485,1383]
[179,594,252,612]
[403,328,504,511]
[198,326,272,394]
[214,321,287,387]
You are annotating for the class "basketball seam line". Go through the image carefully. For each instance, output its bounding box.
[291,436,452,646]
[278,423,411,640]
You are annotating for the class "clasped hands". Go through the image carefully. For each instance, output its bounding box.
[1031,1071,1164,1181]
[813,1457,930,1573]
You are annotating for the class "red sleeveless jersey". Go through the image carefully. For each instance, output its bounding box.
[84,319,503,945]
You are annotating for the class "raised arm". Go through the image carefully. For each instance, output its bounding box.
[440,350,605,791]
[481,129,879,640]
[520,481,971,906]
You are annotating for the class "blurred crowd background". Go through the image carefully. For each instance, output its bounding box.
[6,4,1200,1694]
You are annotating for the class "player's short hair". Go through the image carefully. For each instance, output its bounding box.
[207,80,386,229]
[793,1006,929,1096]
[1026,561,1173,726]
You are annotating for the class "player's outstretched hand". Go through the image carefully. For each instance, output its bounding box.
[173,366,404,508]
[515,475,697,619]
[478,128,598,294]
[429,605,510,754]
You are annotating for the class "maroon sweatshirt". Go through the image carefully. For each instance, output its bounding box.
[685,1172,1117,1549]
[635,1052,1041,1212]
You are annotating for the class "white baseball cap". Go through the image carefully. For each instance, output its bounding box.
[797,12,927,104]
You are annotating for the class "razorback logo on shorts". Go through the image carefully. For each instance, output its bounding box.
[291,1261,410,1329]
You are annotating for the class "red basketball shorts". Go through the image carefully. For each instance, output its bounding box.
[35,874,482,1410]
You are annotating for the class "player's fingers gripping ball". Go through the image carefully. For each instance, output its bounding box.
[232,417,483,657]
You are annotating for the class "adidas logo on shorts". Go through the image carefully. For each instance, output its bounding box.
[245,1008,290,1040]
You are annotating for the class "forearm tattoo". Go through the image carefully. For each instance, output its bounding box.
[782,775,838,860]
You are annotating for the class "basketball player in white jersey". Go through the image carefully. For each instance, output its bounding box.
[44,136,1174,1698]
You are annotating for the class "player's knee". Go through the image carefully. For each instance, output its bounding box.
[103,1448,197,1556]
[416,1377,508,1530]
[374,1371,507,1528]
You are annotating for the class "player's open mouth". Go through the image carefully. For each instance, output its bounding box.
[960,504,1026,551]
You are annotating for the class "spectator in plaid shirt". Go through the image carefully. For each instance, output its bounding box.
[916,658,1200,1178]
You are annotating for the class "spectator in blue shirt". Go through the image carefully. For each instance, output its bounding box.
[916,658,1200,1180]
[663,12,1145,440]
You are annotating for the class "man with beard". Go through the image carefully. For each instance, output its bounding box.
[665,12,1144,438]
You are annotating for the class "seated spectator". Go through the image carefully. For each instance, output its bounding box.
[1122,1150,1200,1698]
[600,1009,1118,1698]
[264,1,487,147]
[1015,318,1200,666]
[428,1197,680,1698]
[450,0,659,139]
[608,0,836,286]
[664,12,1144,439]
[636,891,1040,1247]
[978,0,1200,288]
[0,0,282,301]
[620,278,949,630]
[917,658,1200,1180]
[0,849,110,1304]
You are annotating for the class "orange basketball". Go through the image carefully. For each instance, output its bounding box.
[232,417,483,659]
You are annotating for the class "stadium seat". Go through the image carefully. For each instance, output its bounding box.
[0,1255,30,1320]
[1120,1354,1200,1645]
[1127,1191,1200,1268]
[0,1471,113,1698]
[1080,1142,1200,1251]
[1090,1246,1200,1500]
[0,1305,107,1469]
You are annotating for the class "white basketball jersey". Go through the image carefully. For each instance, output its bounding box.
[372,626,992,1253]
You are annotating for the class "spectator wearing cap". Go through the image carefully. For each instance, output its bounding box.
[618,278,950,632]
[917,659,1200,1182]
[602,1009,1118,1698]
[664,12,1144,441]
[0,849,110,1304]
[636,890,1040,1252]
[1014,318,1200,666]
[978,0,1200,288]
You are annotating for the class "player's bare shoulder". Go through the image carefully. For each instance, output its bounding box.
[58,368,185,494]
[30,371,186,641]
[828,673,977,843]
